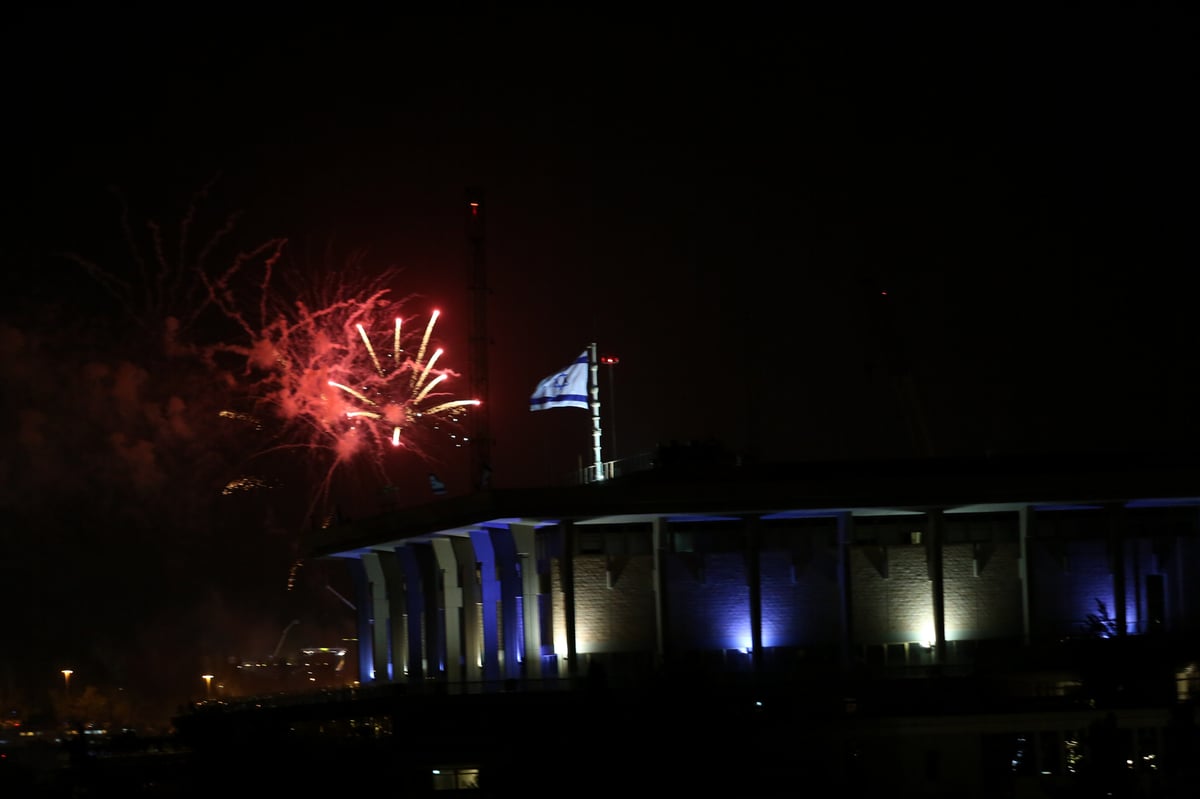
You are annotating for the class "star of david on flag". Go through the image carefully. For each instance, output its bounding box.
[530,350,590,411]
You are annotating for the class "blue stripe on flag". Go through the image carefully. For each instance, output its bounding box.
[530,350,590,411]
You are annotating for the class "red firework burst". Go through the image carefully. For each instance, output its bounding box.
[60,181,476,522]
[205,249,478,518]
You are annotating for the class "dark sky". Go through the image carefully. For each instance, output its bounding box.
[3,6,1198,725]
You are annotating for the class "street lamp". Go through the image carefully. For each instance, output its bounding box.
[600,355,619,461]
[202,674,214,699]
[60,669,75,728]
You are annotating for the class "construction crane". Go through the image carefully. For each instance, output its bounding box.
[272,619,301,662]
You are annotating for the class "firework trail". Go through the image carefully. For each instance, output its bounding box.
[205,251,480,523]
[57,177,268,359]
[63,182,478,526]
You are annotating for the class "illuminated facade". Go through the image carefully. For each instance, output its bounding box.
[312,451,1200,693]
[184,449,1200,795]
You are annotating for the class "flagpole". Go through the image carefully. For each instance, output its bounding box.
[589,342,603,481]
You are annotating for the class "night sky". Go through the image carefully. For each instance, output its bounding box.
[3,7,1198,727]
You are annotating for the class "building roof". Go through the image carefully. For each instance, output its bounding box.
[305,447,1200,559]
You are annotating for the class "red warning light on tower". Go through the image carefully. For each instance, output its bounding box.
[600,355,619,365]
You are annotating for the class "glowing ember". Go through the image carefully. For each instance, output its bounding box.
[206,255,480,518]
[63,183,477,523]
[323,309,480,452]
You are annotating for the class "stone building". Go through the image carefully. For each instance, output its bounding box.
[181,448,1200,796]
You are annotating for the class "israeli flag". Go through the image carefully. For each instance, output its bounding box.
[530,350,590,411]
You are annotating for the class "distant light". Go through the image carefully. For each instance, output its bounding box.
[600,355,619,365]
[302,647,348,657]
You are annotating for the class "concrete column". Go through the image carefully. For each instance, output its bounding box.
[837,512,853,669]
[561,521,578,678]
[362,552,392,682]
[511,523,545,679]
[927,509,946,665]
[432,538,465,684]
[490,527,522,680]
[652,516,667,667]
[1019,505,1031,646]
[379,550,405,683]
[414,544,444,680]
[396,547,425,681]
[746,516,763,674]
[346,558,374,684]
[452,536,483,682]
[1107,503,1127,635]
[469,528,501,682]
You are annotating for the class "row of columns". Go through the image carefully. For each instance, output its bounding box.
[343,504,1141,686]
[348,522,578,687]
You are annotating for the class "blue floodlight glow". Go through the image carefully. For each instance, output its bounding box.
[760,509,847,521]
[1124,498,1200,509]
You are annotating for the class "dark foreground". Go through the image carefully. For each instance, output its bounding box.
[3,737,427,798]
[8,679,1200,798]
